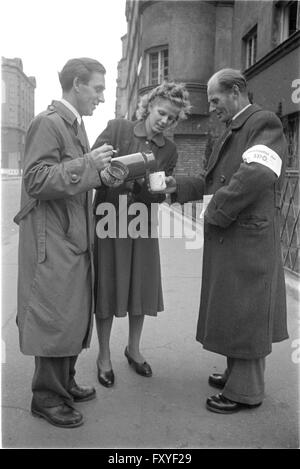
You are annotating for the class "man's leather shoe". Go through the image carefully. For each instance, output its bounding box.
[124,346,152,377]
[97,364,115,388]
[206,393,262,414]
[69,383,96,402]
[31,398,83,428]
[208,373,227,389]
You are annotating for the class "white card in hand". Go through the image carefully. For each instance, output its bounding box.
[199,194,213,219]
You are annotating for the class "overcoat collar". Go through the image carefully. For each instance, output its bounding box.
[48,100,78,127]
[133,120,166,148]
[206,104,262,175]
[230,104,262,130]
[48,100,89,151]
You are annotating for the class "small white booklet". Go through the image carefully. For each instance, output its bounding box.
[199,194,213,219]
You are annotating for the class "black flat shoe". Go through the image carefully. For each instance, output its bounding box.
[206,393,262,414]
[208,373,227,389]
[69,382,96,402]
[31,398,83,428]
[124,346,152,377]
[97,364,115,388]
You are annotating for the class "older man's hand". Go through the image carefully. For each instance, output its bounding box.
[163,175,177,194]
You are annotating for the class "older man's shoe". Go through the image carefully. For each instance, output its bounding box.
[208,373,227,389]
[124,346,152,377]
[206,393,262,414]
[69,383,96,402]
[31,398,83,428]
[97,365,115,388]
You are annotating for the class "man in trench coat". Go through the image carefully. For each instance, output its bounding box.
[14,58,115,427]
[166,68,288,413]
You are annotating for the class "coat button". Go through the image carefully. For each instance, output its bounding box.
[48,105,55,111]
[207,178,213,185]
[71,173,80,183]
[219,237,224,243]
[220,175,226,183]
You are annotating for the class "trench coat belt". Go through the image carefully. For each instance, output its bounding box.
[14,198,46,263]
[13,199,38,225]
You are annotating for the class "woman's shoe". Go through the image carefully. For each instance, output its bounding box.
[97,364,115,388]
[124,346,152,377]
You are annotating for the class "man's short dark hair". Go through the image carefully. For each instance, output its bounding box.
[210,68,248,94]
[59,58,106,92]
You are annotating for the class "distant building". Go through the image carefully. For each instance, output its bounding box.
[1,57,36,173]
[116,0,300,273]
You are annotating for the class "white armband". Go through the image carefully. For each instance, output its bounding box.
[242,145,282,177]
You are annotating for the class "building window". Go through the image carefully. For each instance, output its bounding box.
[277,0,300,42]
[147,47,168,85]
[243,26,257,69]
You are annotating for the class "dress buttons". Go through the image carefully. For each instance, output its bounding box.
[220,175,226,183]
[71,173,80,183]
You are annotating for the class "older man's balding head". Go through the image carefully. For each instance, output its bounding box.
[207,68,250,124]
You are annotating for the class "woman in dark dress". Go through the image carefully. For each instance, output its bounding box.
[92,82,191,387]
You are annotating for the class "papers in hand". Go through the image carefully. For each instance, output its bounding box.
[199,194,213,219]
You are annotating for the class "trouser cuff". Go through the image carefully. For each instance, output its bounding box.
[222,388,264,405]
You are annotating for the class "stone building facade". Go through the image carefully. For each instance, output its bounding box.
[116,0,299,171]
[1,57,36,173]
[116,0,300,273]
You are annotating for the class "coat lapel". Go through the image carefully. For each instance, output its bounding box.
[206,126,233,175]
[50,100,90,153]
[206,104,262,176]
[77,120,90,153]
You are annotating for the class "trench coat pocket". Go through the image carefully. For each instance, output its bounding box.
[36,201,47,263]
[237,216,269,230]
[14,199,46,263]
[65,198,88,254]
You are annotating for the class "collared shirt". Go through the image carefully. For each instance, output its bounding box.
[232,103,252,121]
[60,98,82,125]
[133,120,166,148]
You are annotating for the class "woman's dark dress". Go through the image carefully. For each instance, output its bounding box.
[92,118,178,318]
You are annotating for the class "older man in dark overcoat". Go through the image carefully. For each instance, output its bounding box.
[166,68,288,413]
[14,58,115,427]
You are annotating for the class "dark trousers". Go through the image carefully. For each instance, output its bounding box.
[32,356,78,407]
[221,357,265,405]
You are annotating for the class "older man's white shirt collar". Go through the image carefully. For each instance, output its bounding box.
[232,104,252,121]
[60,99,82,125]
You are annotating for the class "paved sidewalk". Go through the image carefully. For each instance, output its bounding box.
[1,206,299,448]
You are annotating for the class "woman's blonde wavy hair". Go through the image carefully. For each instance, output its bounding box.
[136,82,192,122]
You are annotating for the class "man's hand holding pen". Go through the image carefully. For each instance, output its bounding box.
[88,144,114,171]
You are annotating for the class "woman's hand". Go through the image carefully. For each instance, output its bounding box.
[146,175,177,194]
